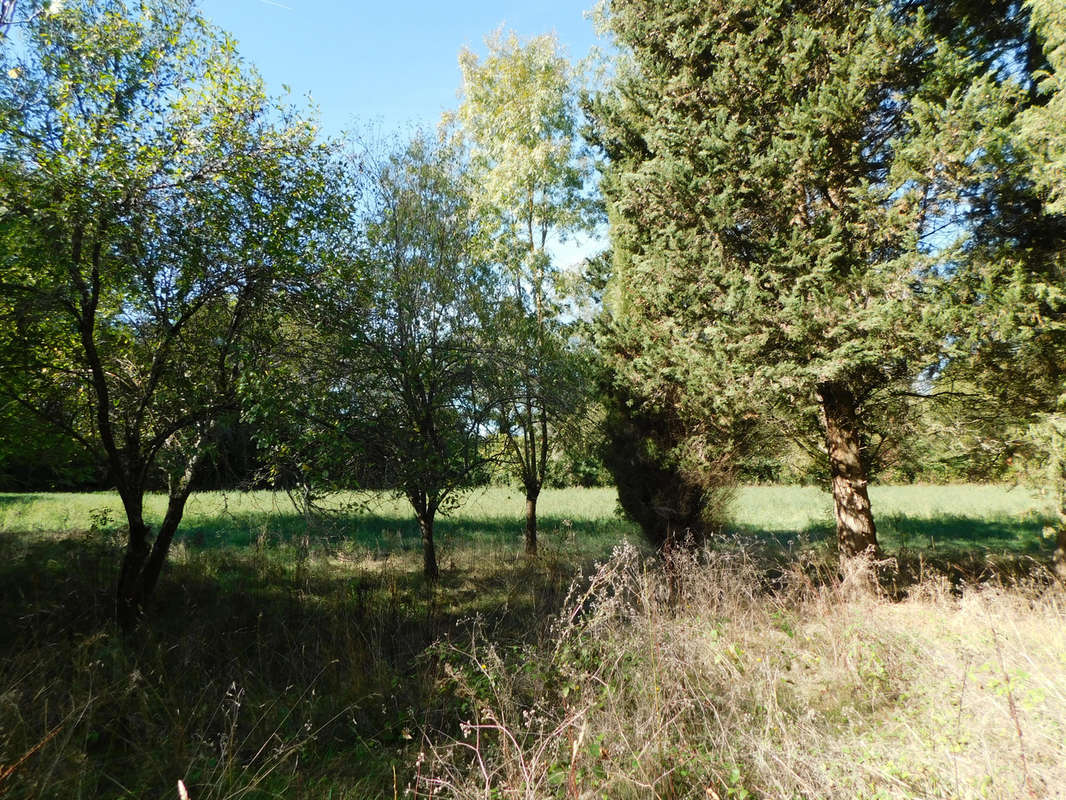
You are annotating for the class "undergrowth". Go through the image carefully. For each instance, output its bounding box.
[0,525,583,799]
[1,489,1063,799]
[415,545,1066,800]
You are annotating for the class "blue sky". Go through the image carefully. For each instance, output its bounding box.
[199,0,605,136]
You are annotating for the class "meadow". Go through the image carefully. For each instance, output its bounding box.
[1,484,1063,799]
[0,483,1055,557]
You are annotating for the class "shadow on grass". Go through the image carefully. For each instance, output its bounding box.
[0,493,38,509]
[0,529,587,800]
[0,503,1057,799]
[876,513,1053,555]
[167,508,630,558]
[730,513,1055,557]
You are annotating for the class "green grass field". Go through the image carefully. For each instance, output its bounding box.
[731,484,1056,555]
[0,486,633,555]
[1,483,1056,558]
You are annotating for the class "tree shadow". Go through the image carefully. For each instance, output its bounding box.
[0,527,590,799]
[0,493,38,509]
[170,507,631,558]
[877,513,1053,556]
[730,512,1054,558]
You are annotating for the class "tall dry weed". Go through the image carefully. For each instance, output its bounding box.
[414,544,1066,799]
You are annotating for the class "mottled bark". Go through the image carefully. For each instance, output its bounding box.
[817,381,879,559]
[1054,527,1066,582]
[1054,498,1066,582]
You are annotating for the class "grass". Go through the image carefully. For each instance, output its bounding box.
[1,483,1055,557]
[731,484,1056,558]
[0,486,636,558]
[417,544,1066,799]
[0,484,1062,799]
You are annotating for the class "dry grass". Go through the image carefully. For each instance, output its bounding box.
[415,545,1066,799]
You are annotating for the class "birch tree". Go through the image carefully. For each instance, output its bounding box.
[454,30,597,555]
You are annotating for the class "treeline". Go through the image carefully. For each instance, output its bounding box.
[2,0,1065,629]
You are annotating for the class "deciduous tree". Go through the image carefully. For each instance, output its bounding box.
[297,133,501,580]
[454,31,597,555]
[0,0,338,627]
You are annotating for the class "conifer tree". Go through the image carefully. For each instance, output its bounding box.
[1021,0,1066,212]
[592,0,1024,557]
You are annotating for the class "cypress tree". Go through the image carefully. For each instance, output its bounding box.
[592,0,1024,558]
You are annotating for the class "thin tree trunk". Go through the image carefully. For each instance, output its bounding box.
[817,381,879,559]
[140,491,191,600]
[524,487,539,556]
[419,512,439,581]
[115,489,193,631]
[1055,489,1066,581]
[116,490,151,632]
[114,446,203,630]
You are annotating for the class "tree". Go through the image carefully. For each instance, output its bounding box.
[454,31,597,555]
[1020,0,1066,213]
[919,1,1066,579]
[297,132,500,580]
[0,0,337,627]
[956,0,1066,577]
[591,0,1025,559]
[1021,0,1066,576]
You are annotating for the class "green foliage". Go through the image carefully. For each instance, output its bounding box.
[264,131,505,578]
[590,0,1028,553]
[0,0,342,617]
[454,31,600,551]
[455,30,596,266]
[920,2,1066,573]
[601,368,740,550]
[1021,0,1066,214]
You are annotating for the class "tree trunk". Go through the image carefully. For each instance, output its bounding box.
[419,512,439,581]
[1054,483,1066,581]
[524,486,539,556]
[817,381,879,559]
[116,492,151,632]
[140,491,191,599]
[115,486,193,631]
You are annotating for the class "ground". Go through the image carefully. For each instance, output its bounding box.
[0,485,1062,799]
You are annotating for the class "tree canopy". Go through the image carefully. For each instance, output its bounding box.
[591,0,1028,557]
[0,0,340,625]
[454,30,599,554]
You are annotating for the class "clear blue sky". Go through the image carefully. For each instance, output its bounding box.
[199,0,605,136]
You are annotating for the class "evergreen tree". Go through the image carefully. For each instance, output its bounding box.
[592,0,1024,558]
[1021,0,1066,212]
